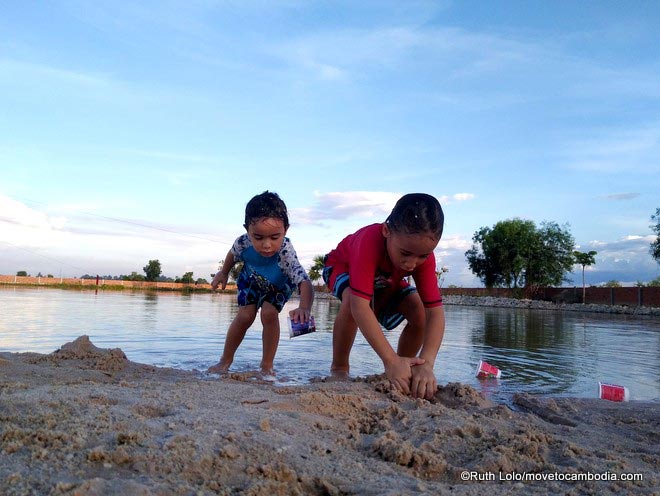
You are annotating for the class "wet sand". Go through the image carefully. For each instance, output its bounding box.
[0,336,657,495]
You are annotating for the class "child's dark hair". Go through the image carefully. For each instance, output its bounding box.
[386,193,444,239]
[244,191,289,229]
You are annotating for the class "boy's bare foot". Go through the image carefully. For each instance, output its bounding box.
[207,361,230,374]
[328,369,350,382]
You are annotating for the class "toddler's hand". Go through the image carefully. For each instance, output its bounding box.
[289,307,310,324]
[211,272,228,291]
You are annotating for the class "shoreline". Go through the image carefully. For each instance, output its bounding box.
[0,336,658,495]
[441,294,660,317]
[315,291,660,317]
[3,283,660,316]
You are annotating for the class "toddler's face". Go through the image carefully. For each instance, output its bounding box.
[247,217,287,257]
[383,226,439,274]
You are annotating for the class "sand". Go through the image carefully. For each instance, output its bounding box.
[0,336,657,495]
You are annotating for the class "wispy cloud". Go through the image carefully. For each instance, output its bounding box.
[601,193,640,201]
[292,191,401,225]
[0,195,232,275]
[269,25,539,83]
[562,122,660,174]
[291,190,474,226]
[0,57,110,87]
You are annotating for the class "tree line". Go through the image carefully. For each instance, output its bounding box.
[14,208,660,289]
[464,207,660,289]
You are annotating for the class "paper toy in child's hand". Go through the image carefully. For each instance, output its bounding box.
[289,315,316,338]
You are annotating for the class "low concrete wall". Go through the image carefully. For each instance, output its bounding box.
[0,275,237,292]
[2,275,659,307]
[441,286,660,308]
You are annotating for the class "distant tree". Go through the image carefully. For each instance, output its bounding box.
[122,272,145,281]
[176,272,194,284]
[651,208,660,264]
[465,219,575,289]
[647,276,660,287]
[466,219,536,288]
[308,255,326,282]
[143,259,162,282]
[47,274,54,278]
[573,250,597,303]
[526,222,576,288]
[195,277,209,285]
[602,280,621,288]
[16,271,28,276]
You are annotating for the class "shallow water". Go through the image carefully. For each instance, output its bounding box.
[1,287,658,403]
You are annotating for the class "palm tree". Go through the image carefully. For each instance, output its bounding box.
[436,266,449,287]
[573,250,597,303]
[308,255,326,283]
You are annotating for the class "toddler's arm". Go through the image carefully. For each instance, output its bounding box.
[289,279,314,323]
[211,251,235,290]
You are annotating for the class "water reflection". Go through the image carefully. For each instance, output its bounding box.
[475,309,580,395]
[0,288,658,403]
[141,292,159,329]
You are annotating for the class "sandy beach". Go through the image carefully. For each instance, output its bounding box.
[0,336,657,495]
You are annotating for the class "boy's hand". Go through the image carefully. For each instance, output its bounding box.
[384,356,425,395]
[289,307,310,323]
[410,361,437,400]
[211,272,228,291]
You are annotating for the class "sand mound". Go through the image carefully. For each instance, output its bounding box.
[0,336,657,495]
[43,335,129,372]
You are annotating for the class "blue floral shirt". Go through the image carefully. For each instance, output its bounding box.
[230,234,309,289]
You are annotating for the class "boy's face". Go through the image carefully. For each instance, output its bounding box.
[382,223,439,274]
[246,217,287,257]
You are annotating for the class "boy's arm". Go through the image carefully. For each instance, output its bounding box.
[290,279,314,323]
[212,250,235,290]
[350,296,424,395]
[419,305,445,365]
[411,305,446,399]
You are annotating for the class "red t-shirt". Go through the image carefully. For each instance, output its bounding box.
[325,223,443,307]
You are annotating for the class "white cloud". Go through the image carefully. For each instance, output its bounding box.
[570,235,658,284]
[0,195,68,247]
[443,193,475,203]
[0,195,233,278]
[292,191,401,225]
[292,190,475,226]
[438,234,471,252]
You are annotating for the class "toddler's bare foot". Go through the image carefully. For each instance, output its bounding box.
[259,367,276,382]
[207,361,230,374]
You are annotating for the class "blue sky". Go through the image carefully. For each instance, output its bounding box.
[1,0,659,286]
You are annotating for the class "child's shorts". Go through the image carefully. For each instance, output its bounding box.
[236,268,294,312]
[322,263,417,331]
